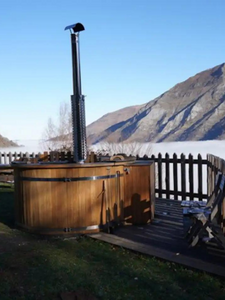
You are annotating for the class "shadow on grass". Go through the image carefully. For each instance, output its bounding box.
[0,190,15,227]
[2,233,225,300]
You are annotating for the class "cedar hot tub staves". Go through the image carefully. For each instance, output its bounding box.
[13,161,155,235]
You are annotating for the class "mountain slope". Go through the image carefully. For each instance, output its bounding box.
[0,134,18,147]
[87,63,225,144]
[87,104,145,144]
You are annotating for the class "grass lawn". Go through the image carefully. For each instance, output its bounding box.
[0,189,225,300]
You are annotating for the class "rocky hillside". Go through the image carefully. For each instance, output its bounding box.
[0,134,18,147]
[87,63,225,144]
[87,104,145,144]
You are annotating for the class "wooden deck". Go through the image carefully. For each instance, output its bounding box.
[90,198,225,277]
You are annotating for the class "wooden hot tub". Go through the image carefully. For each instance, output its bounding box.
[13,160,155,235]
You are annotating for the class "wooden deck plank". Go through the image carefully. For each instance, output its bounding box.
[89,198,225,278]
[90,232,225,277]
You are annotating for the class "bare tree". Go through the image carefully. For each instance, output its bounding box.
[41,102,73,151]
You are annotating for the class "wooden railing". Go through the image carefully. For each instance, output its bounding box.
[0,152,38,164]
[0,151,71,164]
[207,154,225,197]
[1,151,223,202]
[207,154,225,234]
[138,153,208,201]
[0,151,98,164]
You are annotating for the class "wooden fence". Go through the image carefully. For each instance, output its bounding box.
[139,153,208,201]
[207,154,225,233]
[0,151,217,201]
[0,151,98,164]
[0,152,38,164]
[0,151,75,164]
[207,154,225,197]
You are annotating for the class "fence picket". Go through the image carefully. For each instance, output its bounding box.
[4,153,7,164]
[207,154,212,197]
[189,154,194,200]
[61,152,65,161]
[165,153,170,199]
[14,152,18,161]
[67,151,72,162]
[198,154,203,201]
[181,153,186,200]
[173,153,178,200]
[158,153,162,198]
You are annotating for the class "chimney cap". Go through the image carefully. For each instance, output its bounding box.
[65,23,85,33]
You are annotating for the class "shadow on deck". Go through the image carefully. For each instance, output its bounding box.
[90,199,225,277]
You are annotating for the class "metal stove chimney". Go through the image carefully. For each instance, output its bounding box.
[65,23,87,163]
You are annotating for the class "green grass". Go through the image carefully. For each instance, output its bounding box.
[0,190,225,300]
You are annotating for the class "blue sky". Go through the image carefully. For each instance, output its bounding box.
[1,0,225,140]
